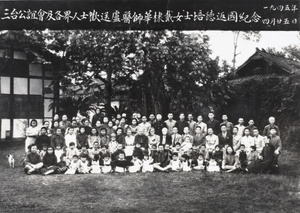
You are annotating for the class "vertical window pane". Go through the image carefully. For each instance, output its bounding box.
[14,78,28,95]
[13,119,28,138]
[30,79,43,95]
[29,64,42,76]
[44,80,54,98]
[0,77,10,94]
[1,119,10,139]
[44,99,53,118]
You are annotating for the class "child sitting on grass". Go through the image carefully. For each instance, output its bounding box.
[181,154,192,172]
[65,155,80,175]
[172,143,182,159]
[212,145,223,169]
[39,144,48,160]
[57,154,68,174]
[193,154,205,171]
[247,145,259,165]
[112,143,125,161]
[78,154,90,174]
[101,154,112,174]
[24,144,43,175]
[90,155,101,174]
[128,154,142,173]
[113,153,130,173]
[55,144,64,163]
[142,153,154,173]
[165,152,182,172]
[66,142,80,164]
[41,146,58,175]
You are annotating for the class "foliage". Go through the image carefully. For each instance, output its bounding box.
[126,31,229,117]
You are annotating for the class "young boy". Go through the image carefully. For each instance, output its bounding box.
[172,143,182,159]
[55,144,64,163]
[24,144,43,175]
[66,142,80,164]
[113,153,130,173]
[57,154,68,174]
[78,154,91,174]
[112,143,125,161]
[133,143,144,160]
[128,154,142,173]
[247,145,258,165]
[65,155,80,175]
[238,144,248,169]
[165,153,182,172]
[101,154,112,173]
[108,133,118,154]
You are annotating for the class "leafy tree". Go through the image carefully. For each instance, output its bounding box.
[126,31,229,117]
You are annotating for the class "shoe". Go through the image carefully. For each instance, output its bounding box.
[43,170,54,176]
[27,168,35,175]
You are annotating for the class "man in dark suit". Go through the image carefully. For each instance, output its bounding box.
[218,124,232,148]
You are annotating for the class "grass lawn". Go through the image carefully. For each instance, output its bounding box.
[1,142,300,213]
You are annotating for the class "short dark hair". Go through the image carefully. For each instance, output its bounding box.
[69,142,75,146]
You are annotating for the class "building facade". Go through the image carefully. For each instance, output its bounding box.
[0,48,57,141]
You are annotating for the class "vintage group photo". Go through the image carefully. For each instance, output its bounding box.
[0,21,300,213]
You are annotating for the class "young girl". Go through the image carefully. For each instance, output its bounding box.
[142,153,154,173]
[101,154,112,174]
[247,145,258,165]
[88,128,100,148]
[78,154,90,174]
[51,120,60,137]
[193,154,205,171]
[128,155,142,173]
[77,126,89,149]
[172,143,182,159]
[41,146,58,175]
[181,154,192,171]
[25,119,40,152]
[65,155,80,175]
[99,128,110,147]
[128,118,139,136]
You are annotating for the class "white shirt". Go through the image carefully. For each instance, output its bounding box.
[205,134,219,151]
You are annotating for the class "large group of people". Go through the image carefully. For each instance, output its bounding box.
[23,109,282,175]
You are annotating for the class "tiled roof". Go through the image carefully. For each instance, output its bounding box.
[235,48,300,75]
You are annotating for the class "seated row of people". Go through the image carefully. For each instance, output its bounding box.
[24,132,280,175]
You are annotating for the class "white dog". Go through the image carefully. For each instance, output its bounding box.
[7,154,15,168]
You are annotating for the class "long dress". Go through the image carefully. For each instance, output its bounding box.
[25,126,40,152]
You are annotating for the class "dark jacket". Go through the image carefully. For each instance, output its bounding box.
[51,135,65,149]
[218,132,233,147]
[36,135,51,150]
[134,134,149,150]
[43,153,57,167]
[175,120,189,135]
[159,135,172,146]
[77,133,89,148]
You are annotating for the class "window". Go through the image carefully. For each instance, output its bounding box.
[44,99,53,118]
[29,64,42,76]
[14,51,27,60]
[0,77,10,94]
[30,79,43,95]
[1,119,10,139]
[14,78,28,95]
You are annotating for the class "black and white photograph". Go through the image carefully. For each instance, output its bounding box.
[0,0,299,212]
